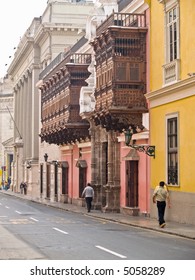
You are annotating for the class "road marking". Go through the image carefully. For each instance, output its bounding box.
[10,218,33,224]
[95,245,127,259]
[53,227,68,235]
[30,217,39,222]
[15,210,22,214]
[5,206,10,209]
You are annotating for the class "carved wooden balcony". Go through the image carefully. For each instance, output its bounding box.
[91,12,148,132]
[39,53,91,145]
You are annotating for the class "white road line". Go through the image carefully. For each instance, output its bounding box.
[95,245,127,259]
[53,227,68,235]
[15,210,22,214]
[30,217,39,222]
[5,206,10,209]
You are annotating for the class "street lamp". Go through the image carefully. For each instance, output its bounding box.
[26,160,32,169]
[124,127,155,158]
[44,153,48,162]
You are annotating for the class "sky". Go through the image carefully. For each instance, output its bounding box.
[0,0,48,78]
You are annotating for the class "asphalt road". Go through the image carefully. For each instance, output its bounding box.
[0,193,195,260]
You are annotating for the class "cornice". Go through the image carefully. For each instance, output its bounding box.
[34,24,85,45]
[7,38,34,75]
[146,77,195,108]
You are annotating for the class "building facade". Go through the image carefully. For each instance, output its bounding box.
[38,0,152,215]
[146,0,195,225]
[7,0,94,196]
[0,77,14,187]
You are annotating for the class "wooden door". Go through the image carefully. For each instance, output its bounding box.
[126,160,138,207]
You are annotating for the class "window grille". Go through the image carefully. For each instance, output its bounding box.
[167,117,178,185]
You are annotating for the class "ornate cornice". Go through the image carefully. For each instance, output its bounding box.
[146,76,195,108]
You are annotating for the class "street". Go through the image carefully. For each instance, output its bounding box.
[0,192,195,260]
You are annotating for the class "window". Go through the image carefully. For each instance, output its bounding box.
[167,116,178,185]
[167,7,178,62]
[116,62,126,81]
[162,1,180,84]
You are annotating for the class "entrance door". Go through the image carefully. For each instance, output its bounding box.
[40,164,43,195]
[126,160,138,207]
[62,166,68,195]
[54,164,58,200]
[79,167,87,197]
[46,164,51,199]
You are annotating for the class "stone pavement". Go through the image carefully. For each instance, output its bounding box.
[0,224,45,259]
[1,190,195,240]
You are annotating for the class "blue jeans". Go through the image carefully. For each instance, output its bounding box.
[157,201,166,225]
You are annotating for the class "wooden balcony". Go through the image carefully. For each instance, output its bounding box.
[96,12,146,37]
[40,53,91,145]
[91,12,148,132]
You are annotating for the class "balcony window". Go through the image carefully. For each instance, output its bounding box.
[163,1,180,85]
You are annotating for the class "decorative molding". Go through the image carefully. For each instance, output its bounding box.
[146,76,195,108]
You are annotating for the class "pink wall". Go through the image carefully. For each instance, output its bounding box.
[81,146,91,184]
[120,143,128,207]
[61,145,91,200]
[120,139,150,214]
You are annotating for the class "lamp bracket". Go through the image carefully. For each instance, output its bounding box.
[124,127,155,158]
[129,144,155,158]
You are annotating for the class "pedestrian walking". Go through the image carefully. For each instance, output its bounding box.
[153,181,170,228]
[82,183,94,212]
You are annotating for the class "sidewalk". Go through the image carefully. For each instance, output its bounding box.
[1,190,195,240]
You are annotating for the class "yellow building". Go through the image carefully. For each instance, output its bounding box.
[146,0,195,225]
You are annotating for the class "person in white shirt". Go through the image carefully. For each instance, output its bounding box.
[153,181,170,228]
[82,183,94,212]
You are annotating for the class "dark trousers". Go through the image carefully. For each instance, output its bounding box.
[157,201,166,225]
[85,197,93,212]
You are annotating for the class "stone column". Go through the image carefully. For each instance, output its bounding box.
[113,132,121,209]
[26,71,32,159]
[23,75,27,159]
[89,120,96,186]
[89,122,102,210]
[103,131,120,212]
[103,131,114,212]
[31,65,40,160]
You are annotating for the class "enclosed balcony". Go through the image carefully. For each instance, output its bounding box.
[91,12,148,132]
[39,53,92,145]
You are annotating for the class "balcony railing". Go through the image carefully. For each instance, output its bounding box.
[163,59,180,85]
[96,12,146,37]
[39,52,91,80]
[39,52,65,80]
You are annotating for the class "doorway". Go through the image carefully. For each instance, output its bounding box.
[62,165,68,195]
[79,167,87,197]
[126,160,138,207]
[46,164,51,199]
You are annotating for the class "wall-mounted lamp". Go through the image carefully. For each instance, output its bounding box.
[26,160,32,169]
[51,160,60,166]
[44,153,48,162]
[187,72,195,77]
[124,127,155,158]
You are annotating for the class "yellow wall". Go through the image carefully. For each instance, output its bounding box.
[149,0,164,90]
[148,0,195,194]
[150,0,195,90]
[180,1,195,78]
[150,95,195,193]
